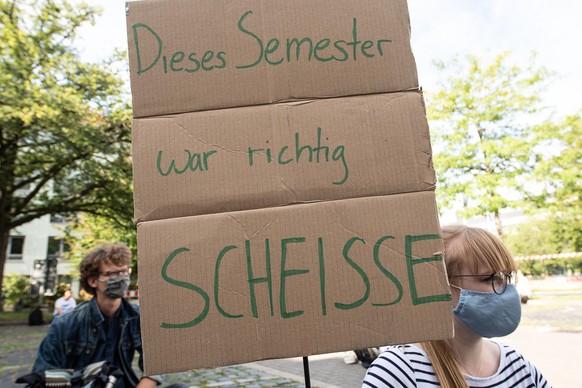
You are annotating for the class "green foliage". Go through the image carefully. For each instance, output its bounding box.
[428,51,581,247]
[526,114,582,251]
[64,213,137,275]
[544,259,566,276]
[0,309,51,323]
[0,0,134,308]
[517,260,545,277]
[571,258,582,274]
[504,218,560,256]
[427,52,552,237]
[505,218,582,276]
[518,259,582,277]
[1,274,38,309]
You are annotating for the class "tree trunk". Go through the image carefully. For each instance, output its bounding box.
[494,211,504,240]
[0,230,9,312]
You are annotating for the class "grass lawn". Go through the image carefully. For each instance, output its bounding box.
[0,310,52,324]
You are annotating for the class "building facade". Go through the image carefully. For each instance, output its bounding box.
[4,214,78,296]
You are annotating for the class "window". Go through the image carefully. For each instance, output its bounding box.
[50,213,68,224]
[7,236,25,260]
[47,237,69,259]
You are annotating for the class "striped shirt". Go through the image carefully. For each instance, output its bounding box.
[363,343,550,387]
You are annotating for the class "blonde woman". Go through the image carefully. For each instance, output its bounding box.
[363,225,550,388]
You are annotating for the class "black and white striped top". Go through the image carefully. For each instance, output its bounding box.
[362,343,550,387]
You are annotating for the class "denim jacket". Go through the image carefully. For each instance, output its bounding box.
[32,298,149,387]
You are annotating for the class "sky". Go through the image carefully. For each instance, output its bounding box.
[77,0,582,117]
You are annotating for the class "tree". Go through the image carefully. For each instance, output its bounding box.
[64,212,137,275]
[426,52,552,237]
[504,219,558,256]
[0,0,133,309]
[527,114,582,251]
[1,273,36,309]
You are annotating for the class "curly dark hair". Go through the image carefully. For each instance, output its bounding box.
[80,243,132,295]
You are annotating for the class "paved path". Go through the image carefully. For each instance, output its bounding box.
[502,328,582,388]
[0,323,362,388]
[3,323,580,388]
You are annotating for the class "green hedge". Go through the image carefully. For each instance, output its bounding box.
[518,258,582,277]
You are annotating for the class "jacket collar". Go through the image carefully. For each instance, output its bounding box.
[88,297,138,324]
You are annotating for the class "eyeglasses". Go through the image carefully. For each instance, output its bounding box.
[450,272,514,295]
[99,268,130,280]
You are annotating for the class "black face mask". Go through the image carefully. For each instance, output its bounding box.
[104,275,130,299]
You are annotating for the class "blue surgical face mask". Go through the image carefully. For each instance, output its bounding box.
[452,284,521,338]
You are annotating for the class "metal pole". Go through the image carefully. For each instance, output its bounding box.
[303,356,311,387]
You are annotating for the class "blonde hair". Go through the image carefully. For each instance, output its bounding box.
[422,225,518,388]
[441,225,517,277]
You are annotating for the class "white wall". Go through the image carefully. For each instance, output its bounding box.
[4,215,76,284]
[5,215,57,276]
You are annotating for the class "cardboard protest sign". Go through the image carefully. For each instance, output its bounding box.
[137,193,450,373]
[126,0,453,374]
[126,0,418,118]
[132,92,435,222]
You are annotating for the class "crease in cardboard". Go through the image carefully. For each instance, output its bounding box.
[277,176,299,199]
[226,211,281,240]
[431,254,450,278]
[168,118,246,155]
[353,324,391,338]
[328,203,361,238]
[375,237,406,258]
[268,89,422,110]
[252,317,261,346]
[380,92,410,105]
[133,89,422,120]
[226,214,248,237]
[217,286,250,300]
[135,190,439,225]
[283,99,318,107]
[249,212,280,240]
[423,180,436,190]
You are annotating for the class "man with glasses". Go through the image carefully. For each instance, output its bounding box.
[32,243,160,387]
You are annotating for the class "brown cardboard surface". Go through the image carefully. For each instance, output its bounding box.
[126,0,418,118]
[128,0,453,375]
[137,193,452,374]
[132,91,435,222]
